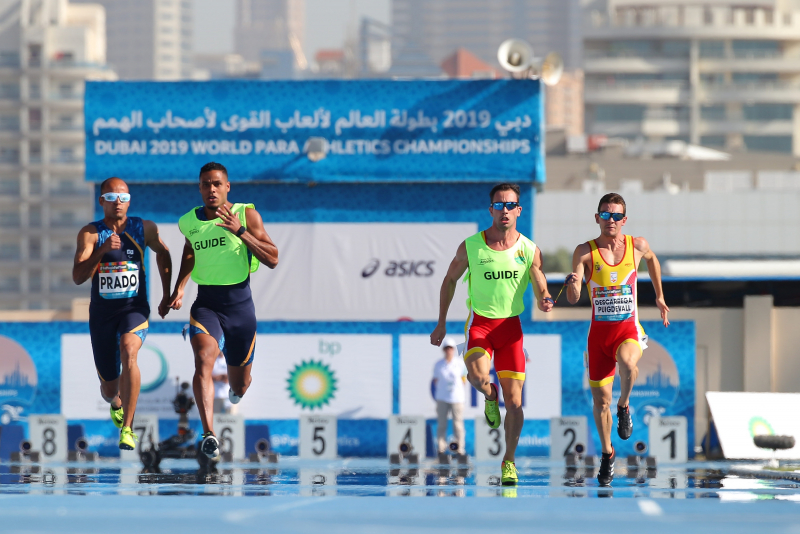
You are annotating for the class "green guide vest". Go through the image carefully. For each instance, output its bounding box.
[178,203,260,285]
[464,231,536,319]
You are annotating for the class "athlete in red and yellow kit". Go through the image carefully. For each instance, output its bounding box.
[566,193,669,486]
[431,183,553,486]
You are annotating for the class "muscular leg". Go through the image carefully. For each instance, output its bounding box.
[499,377,523,462]
[591,383,614,454]
[100,378,121,408]
[616,342,642,409]
[465,353,496,400]
[192,334,220,434]
[227,364,252,398]
[118,333,143,428]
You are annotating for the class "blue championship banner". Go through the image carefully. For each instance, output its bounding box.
[84,79,545,183]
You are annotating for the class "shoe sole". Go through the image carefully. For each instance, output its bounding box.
[501,480,518,486]
[119,443,135,451]
[201,438,220,459]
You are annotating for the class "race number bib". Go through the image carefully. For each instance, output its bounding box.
[98,262,140,299]
[592,285,633,321]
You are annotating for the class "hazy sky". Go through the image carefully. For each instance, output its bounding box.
[193,0,391,63]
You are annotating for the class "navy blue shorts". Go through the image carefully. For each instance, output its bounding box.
[89,307,149,381]
[189,298,256,367]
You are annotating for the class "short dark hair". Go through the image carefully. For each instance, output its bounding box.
[199,161,228,179]
[597,192,626,215]
[100,176,126,193]
[489,183,520,203]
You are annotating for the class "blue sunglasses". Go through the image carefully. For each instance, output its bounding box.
[101,192,131,203]
[491,201,520,210]
[598,211,624,222]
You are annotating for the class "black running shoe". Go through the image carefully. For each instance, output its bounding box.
[200,432,220,460]
[617,405,632,440]
[597,448,615,487]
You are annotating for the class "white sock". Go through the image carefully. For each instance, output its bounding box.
[229,388,242,404]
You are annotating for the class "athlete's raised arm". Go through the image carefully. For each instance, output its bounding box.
[166,238,195,312]
[72,224,117,285]
[143,220,172,318]
[566,243,591,305]
[529,247,553,312]
[635,236,670,327]
[430,241,469,346]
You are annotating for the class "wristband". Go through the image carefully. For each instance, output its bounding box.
[236,226,246,237]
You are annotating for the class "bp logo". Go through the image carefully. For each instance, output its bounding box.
[748,416,774,437]
[287,360,337,410]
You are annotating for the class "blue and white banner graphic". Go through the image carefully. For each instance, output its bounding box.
[0,320,694,458]
[84,80,544,183]
[150,222,475,322]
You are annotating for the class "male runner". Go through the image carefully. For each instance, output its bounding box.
[73,177,172,450]
[430,183,553,486]
[565,192,669,486]
[165,162,278,459]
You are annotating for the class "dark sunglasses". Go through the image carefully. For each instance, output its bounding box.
[598,211,625,222]
[491,201,520,210]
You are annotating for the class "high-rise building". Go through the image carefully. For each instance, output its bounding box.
[583,0,800,155]
[235,0,306,69]
[0,0,116,311]
[390,0,582,76]
[546,70,584,135]
[73,0,193,80]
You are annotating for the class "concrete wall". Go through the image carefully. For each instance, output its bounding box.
[534,191,800,256]
[535,299,799,446]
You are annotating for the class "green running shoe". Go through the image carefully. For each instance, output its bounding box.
[119,426,138,451]
[501,460,518,486]
[484,384,501,429]
[110,404,124,429]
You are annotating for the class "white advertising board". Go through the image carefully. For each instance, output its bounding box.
[399,334,561,419]
[648,416,688,464]
[61,334,198,419]
[28,414,67,462]
[150,222,476,322]
[707,392,800,459]
[237,334,392,419]
[387,415,425,457]
[549,416,588,460]
[474,415,505,461]
[299,415,337,459]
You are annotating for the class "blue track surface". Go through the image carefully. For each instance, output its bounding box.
[1,458,799,533]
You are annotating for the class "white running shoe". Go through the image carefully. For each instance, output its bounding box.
[200,432,220,460]
[229,388,242,404]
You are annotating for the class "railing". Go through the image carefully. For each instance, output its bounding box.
[47,59,110,70]
[700,81,800,91]
[50,155,83,164]
[584,51,688,60]
[48,92,82,100]
[586,80,689,90]
[49,124,83,131]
